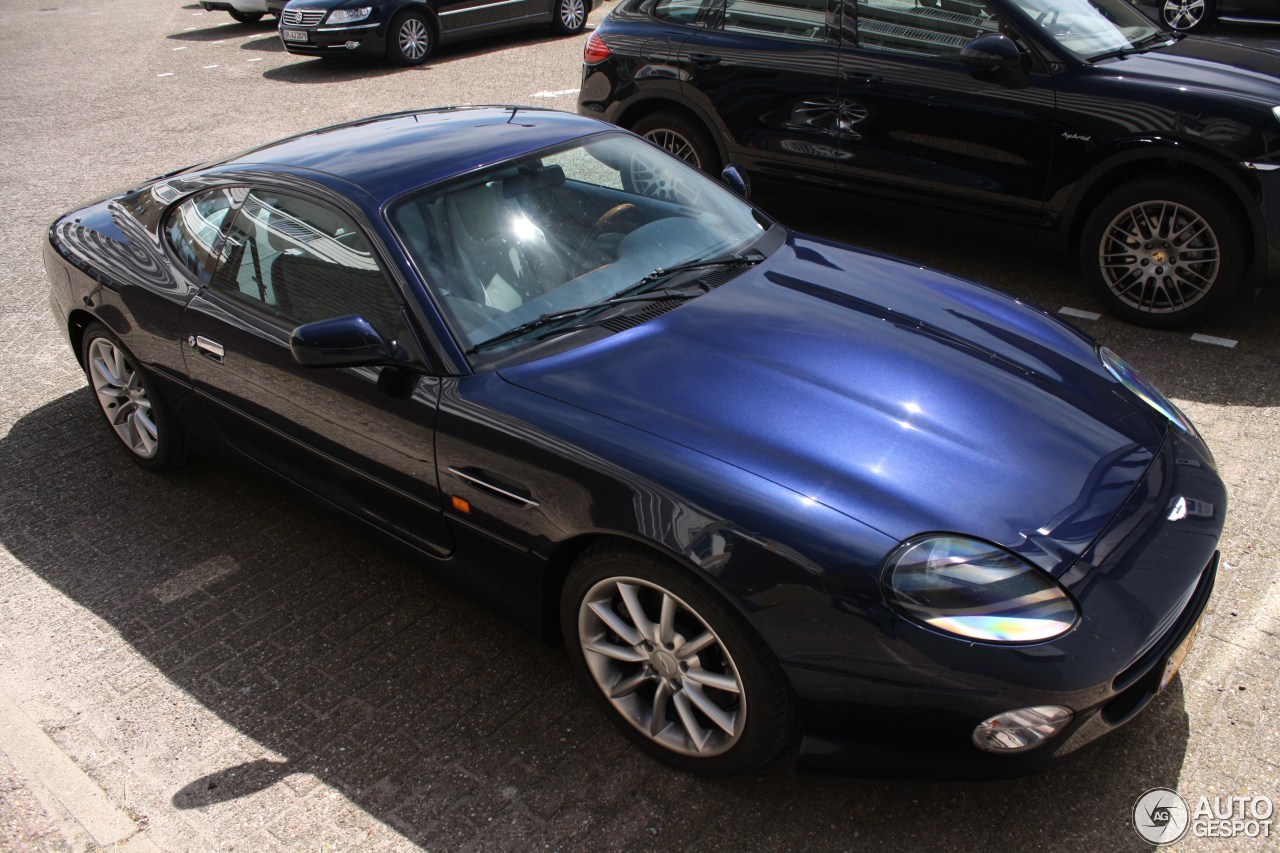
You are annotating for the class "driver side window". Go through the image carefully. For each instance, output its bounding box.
[209,190,402,337]
[854,0,1001,57]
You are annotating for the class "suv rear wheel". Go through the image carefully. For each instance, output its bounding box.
[631,112,720,174]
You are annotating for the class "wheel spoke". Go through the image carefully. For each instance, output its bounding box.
[672,690,712,752]
[685,667,740,694]
[658,593,676,646]
[650,681,673,737]
[683,684,737,736]
[676,630,716,659]
[618,582,657,643]
[587,599,643,646]
[585,639,648,663]
[610,670,652,699]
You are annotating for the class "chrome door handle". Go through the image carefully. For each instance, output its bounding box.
[447,467,540,508]
[189,335,225,362]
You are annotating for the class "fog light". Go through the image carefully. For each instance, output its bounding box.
[344,41,361,49]
[972,706,1073,753]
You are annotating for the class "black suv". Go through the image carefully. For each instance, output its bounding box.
[579,0,1280,326]
[276,0,590,66]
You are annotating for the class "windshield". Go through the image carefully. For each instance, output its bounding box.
[1004,0,1164,59]
[388,132,767,353]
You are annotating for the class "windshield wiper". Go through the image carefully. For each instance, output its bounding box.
[466,287,708,355]
[1088,32,1171,61]
[629,250,766,294]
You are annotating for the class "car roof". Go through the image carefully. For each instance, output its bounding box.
[219,106,609,202]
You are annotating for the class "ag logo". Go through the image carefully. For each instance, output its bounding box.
[1134,788,1190,844]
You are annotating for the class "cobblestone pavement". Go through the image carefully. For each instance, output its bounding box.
[1,1,1278,850]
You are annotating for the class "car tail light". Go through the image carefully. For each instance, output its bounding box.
[584,31,611,65]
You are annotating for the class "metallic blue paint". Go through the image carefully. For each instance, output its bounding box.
[45,107,1227,775]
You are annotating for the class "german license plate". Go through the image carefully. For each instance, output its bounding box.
[282,28,308,42]
[1160,615,1203,691]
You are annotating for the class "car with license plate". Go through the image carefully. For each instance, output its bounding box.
[579,0,1280,328]
[276,0,590,65]
[45,106,1224,775]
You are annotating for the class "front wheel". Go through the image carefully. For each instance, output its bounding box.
[385,10,433,66]
[561,542,796,774]
[228,10,265,23]
[81,322,188,471]
[630,111,720,175]
[1080,178,1243,328]
[550,0,588,34]
[1160,0,1213,31]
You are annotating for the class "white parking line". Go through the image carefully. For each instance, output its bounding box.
[204,64,219,69]
[247,57,264,62]
[1058,307,1101,321]
[531,88,579,98]
[1190,333,1238,348]
[173,46,187,51]
[157,72,174,78]
[185,26,197,31]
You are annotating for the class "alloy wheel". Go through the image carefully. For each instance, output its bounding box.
[1097,199,1220,315]
[399,18,430,61]
[87,337,159,459]
[641,128,703,169]
[559,0,586,30]
[1162,0,1206,29]
[577,576,746,757]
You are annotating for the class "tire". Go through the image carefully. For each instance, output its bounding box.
[551,0,588,34]
[228,10,265,23]
[81,322,188,472]
[561,541,796,775]
[1160,0,1213,31]
[385,10,433,67]
[1079,177,1243,328]
[630,111,720,174]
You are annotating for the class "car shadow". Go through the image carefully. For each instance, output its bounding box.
[167,20,277,42]
[239,34,286,53]
[1,389,1193,849]
[262,57,409,83]
[760,190,1280,409]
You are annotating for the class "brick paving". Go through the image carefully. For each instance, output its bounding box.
[1,1,1278,850]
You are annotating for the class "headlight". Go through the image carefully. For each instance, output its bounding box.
[326,6,372,23]
[884,536,1077,643]
[1099,346,1197,435]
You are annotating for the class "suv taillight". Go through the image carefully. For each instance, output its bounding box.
[584,31,611,64]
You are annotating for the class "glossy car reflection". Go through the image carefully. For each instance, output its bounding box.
[1139,0,1280,32]
[580,0,1280,328]
[45,107,1225,776]
[276,0,589,65]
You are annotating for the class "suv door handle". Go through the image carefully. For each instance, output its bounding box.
[845,73,882,86]
[688,52,722,68]
[189,335,225,362]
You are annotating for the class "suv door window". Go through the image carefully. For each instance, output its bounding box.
[855,0,1000,57]
[724,0,830,40]
[210,190,402,336]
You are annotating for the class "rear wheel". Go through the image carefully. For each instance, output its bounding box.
[561,541,795,774]
[81,322,188,471]
[1161,0,1213,31]
[630,111,720,174]
[385,10,433,66]
[551,0,588,34]
[1080,177,1243,328]
[228,9,265,23]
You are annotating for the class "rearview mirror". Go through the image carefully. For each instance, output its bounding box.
[290,315,394,369]
[720,164,751,199]
[960,34,1023,70]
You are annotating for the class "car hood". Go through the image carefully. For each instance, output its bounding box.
[1093,37,1280,104]
[499,235,1167,568]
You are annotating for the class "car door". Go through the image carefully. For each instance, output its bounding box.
[836,0,1057,225]
[673,0,855,184]
[173,185,455,557]
[435,0,511,36]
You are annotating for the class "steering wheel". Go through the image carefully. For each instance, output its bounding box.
[576,203,641,261]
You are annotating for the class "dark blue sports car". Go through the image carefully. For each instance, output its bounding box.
[45,107,1225,775]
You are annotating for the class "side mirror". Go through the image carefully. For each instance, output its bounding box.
[960,34,1023,70]
[720,164,751,199]
[290,315,394,369]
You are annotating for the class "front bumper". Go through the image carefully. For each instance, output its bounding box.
[278,19,386,56]
[788,427,1227,777]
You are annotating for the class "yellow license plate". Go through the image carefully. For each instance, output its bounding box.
[1160,616,1203,692]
